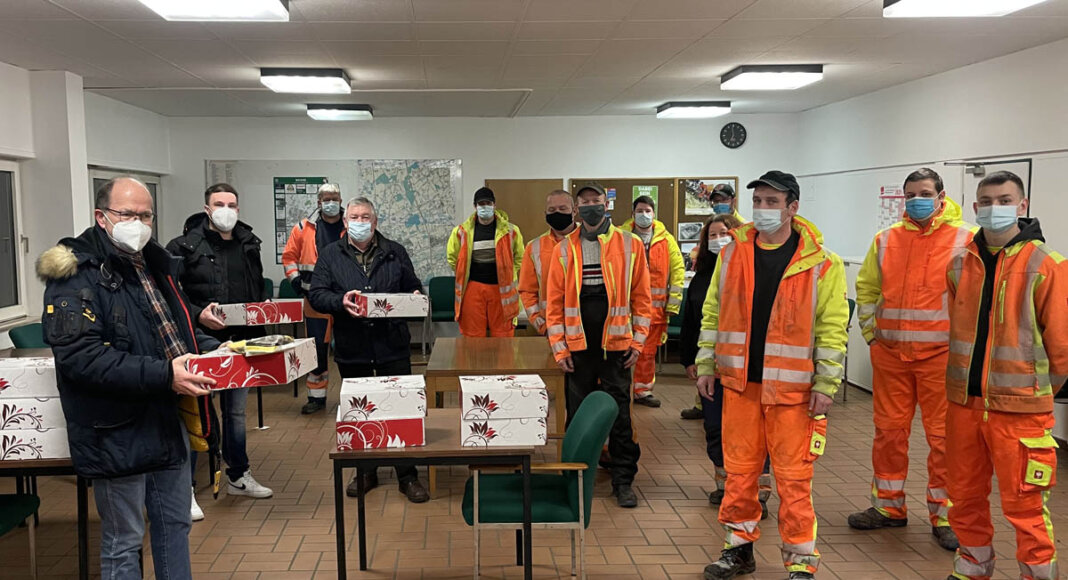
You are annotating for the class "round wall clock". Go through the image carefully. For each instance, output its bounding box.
[720,122,747,149]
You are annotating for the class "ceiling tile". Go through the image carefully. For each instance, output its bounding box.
[418,40,510,56]
[512,39,601,55]
[201,22,315,41]
[96,20,214,40]
[228,40,336,67]
[709,17,829,38]
[628,0,757,19]
[350,79,428,90]
[342,56,426,83]
[514,89,558,116]
[574,38,691,77]
[538,88,619,115]
[291,0,413,22]
[612,19,726,39]
[802,17,899,38]
[322,41,420,58]
[296,22,415,41]
[92,89,259,116]
[415,21,516,41]
[424,54,506,85]
[502,55,587,80]
[413,0,525,21]
[755,36,862,62]
[48,0,161,20]
[517,21,619,40]
[563,77,641,90]
[525,0,638,21]
[738,0,871,19]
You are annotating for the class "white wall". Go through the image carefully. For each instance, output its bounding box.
[0,61,34,159]
[84,92,171,175]
[163,113,800,281]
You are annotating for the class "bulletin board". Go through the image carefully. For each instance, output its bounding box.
[567,178,677,241]
[484,178,566,245]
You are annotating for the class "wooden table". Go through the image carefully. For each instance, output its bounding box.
[425,337,566,437]
[330,408,535,579]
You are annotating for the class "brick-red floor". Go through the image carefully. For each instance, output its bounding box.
[1,361,1062,579]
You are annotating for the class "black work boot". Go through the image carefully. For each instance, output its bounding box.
[932,526,960,551]
[346,470,379,497]
[704,544,756,580]
[613,484,638,508]
[300,398,326,415]
[847,507,907,530]
[399,479,430,503]
[788,572,814,579]
[681,406,703,420]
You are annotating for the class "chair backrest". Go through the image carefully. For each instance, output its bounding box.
[560,391,619,527]
[428,276,455,314]
[847,298,856,327]
[278,278,300,299]
[667,288,687,329]
[8,323,45,349]
[263,278,275,300]
[0,493,41,536]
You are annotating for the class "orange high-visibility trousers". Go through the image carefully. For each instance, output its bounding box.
[458,281,515,338]
[946,400,1057,580]
[720,381,825,575]
[869,342,950,526]
[633,322,667,397]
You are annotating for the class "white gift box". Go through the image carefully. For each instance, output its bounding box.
[0,358,60,399]
[0,427,70,460]
[0,397,66,430]
[215,299,305,326]
[339,375,426,421]
[461,418,547,447]
[351,293,429,318]
[187,338,317,390]
[460,375,548,421]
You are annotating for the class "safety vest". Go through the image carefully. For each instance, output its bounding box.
[621,218,685,323]
[946,236,1068,414]
[518,230,566,334]
[281,217,321,286]
[856,198,975,361]
[695,217,849,404]
[446,210,524,322]
[544,224,653,359]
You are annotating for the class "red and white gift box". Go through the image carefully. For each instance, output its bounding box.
[0,397,66,430]
[0,428,70,460]
[215,299,305,326]
[336,408,425,450]
[187,338,317,391]
[461,418,547,448]
[351,293,429,318]
[339,375,426,422]
[460,375,548,421]
[0,358,59,399]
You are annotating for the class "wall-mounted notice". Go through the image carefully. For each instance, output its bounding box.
[633,185,659,206]
[273,176,328,264]
[877,184,905,231]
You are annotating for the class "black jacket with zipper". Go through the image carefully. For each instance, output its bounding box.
[38,226,221,479]
[680,255,717,368]
[308,232,422,366]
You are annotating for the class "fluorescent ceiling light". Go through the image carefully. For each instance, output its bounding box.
[883,0,1051,17]
[307,104,373,121]
[261,68,351,94]
[656,101,731,119]
[138,0,289,21]
[721,65,824,91]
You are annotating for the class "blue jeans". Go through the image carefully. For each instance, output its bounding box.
[93,459,192,580]
[190,387,250,484]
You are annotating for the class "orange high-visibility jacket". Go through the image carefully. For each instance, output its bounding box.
[620,218,685,324]
[856,198,976,361]
[446,210,525,322]
[695,217,849,404]
[946,226,1068,414]
[545,224,653,360]
[518,230,564,334]
[282,213,343,291]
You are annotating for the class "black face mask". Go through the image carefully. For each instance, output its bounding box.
[545,211,574,232]
[577,204,606,227]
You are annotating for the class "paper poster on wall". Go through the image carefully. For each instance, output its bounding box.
[633,185,659,206]
[878,184,905,231]
[273,176,329,264]
[678,222,703,242]
[681,177,739,216]
[606,187,617,211]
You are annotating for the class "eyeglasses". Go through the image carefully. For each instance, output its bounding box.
[105,208,155,223]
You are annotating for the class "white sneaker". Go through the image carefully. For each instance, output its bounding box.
[190,487,204,522]
[227,471,273,499]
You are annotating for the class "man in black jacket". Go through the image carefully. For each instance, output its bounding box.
[39,177,219,580]
[166,183,273,523]
[309,196,430,503]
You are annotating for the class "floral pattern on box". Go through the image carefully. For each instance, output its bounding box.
[0,429,70,460]
[336,417,425,450]
[187,338,316,390]
[351,293,429,318]
[0,358,59,399]
[461,418,547,447]
[0,398,66,430]
[340,375,426,421]
[460,375,548,421]
[216,299,304,326]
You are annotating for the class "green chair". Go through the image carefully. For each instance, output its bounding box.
[9,323,45,349]
[462,391,619,579]
[428,276,455,322]
[842,298,857,402]
[278,278,300,299]
[263,278,275,300]
[0,494,41,578]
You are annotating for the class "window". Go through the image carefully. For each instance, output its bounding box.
[88,169,163,240]
[0,160,25,322]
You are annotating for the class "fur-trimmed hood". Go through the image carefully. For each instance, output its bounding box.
[36,244,79,281]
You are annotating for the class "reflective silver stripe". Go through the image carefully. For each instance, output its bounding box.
[765,343,811,360]
[564,307,580,317]
[286,272,301,281]
[667,296,682,307]
[950,340,973,355]
[928,487,949,500]
[531,236,544,285]
[633,316,651,327]
[947,366,969,381]
[699,330,718,343]
[874,478,906,492]
[609,306,630,317]
[565,325,583,336]
[955,545,995,577]
[609,324,631,336]
[763,367,812,385]
[1019,561,1057,580]
[669,285,683,296]
[725,520,759,535]
[527,303,542,314]
[717,355,745,369]
[988,373,1037,388]
[651,288,668,296]
[499,283,516,294]
[876,230,890,268]
[632,332,647,344]
[696,347,716,362]
[718,331,746,345]
[455,283,463,292]
[952,225,972,250]
[717,242,734,299]
[1053,374,1068,388]
[878,308,949,322]
[927,501,948,518]
[857,303,876,317]
[874,329,950,343]
[297,264,316,272]
[993,346,1032,361]
[501,294,519,306]
[814,347,845,365]
[623,230,633,305]
[782,541,817,558]
[815,361,844,380]
[874,496,906,508]
[547,325,565,336]
[552,341,568,354]
[651,300,666,308]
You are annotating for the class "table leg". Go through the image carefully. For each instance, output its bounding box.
[256,387,265,429]
[552,377,566,439]
[357,466,368,571]
[77,476,88,580]
[333,461,347,580]
[522,455,532,580]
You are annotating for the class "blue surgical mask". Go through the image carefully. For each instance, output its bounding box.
[321,201,341,217]
[713,203,732,215]
[476,205,495,221]
[905,197,937,221]
[634,212,654,228]
[976,205,1019,233]
[347,221,372,243]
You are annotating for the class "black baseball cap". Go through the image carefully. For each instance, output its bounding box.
[747,170,800,201]
[473,187,495,204]
[711,183,735,199]
[575,182,606,198]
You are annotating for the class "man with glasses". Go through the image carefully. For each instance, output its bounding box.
[39,177,220,579]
